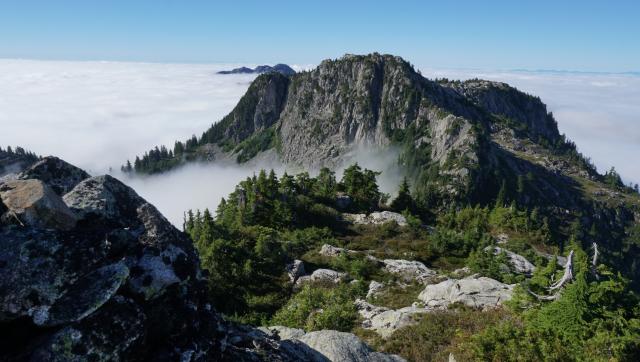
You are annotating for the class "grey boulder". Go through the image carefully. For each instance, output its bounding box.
[418,276,514,309]
[299,330,405,362]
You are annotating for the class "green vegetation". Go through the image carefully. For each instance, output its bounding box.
[367,307,509,362]
[180,161,640,360]
[461,249,640,361]
[184,164,385,324]
[271,283,365,332]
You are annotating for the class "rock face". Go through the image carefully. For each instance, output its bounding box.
[355,299,428,338]
[382,259,436,284]
[3,158,400,361]
[418,276,514,309]
[343,211,408,227]
[0,179,77,230]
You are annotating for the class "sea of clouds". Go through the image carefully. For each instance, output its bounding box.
[0,59,638,226]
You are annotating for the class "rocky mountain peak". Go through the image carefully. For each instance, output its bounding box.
[128,53,599,207]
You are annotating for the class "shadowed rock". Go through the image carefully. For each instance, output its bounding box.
[39,262,129,326]
[17,156,89,195]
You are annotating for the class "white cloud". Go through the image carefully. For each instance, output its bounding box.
[1,59,638,226]
[0,59,256,174]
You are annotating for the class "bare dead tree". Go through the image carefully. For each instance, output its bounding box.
[591,242,600,279]
[549,250,574,290]
[529,250,575,301]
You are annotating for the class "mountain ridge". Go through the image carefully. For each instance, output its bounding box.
[217,63,296,76]
[126,53,595,202]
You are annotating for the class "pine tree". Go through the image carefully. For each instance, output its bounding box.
[390,177,415,213]
[314,167,337,200]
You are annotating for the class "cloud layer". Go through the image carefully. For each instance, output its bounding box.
[0,59,257,173]
[1,59,638,225]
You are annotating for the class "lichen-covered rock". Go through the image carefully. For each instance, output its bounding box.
[62,175,144,226]
[296,268,347,286]
[17,156,89,195]
[355,299,429,338]
[418,276,514,309]
[370,211,407,226]
[318,244,380,263]
[31,296,144,361]
[0,179,77,230]
[39,262,129,326]
[319,244,348,257]
[382,259,436,284]
[366,280,385,299]
[298,330,406,362]
[127,244,188,300]
[343,211,407,227]
[486,246,536,275]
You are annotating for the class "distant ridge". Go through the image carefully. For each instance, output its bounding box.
[217,63,295,75]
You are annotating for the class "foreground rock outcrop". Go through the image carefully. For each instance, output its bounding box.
[0,158,400,361]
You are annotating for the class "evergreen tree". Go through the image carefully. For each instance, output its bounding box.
[313,167,337,200]
[390,177,415,213]
[340,163,381,212]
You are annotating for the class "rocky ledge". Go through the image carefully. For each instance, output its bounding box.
[0,156,400,361]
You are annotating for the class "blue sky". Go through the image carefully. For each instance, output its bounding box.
[1,0,638,71]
